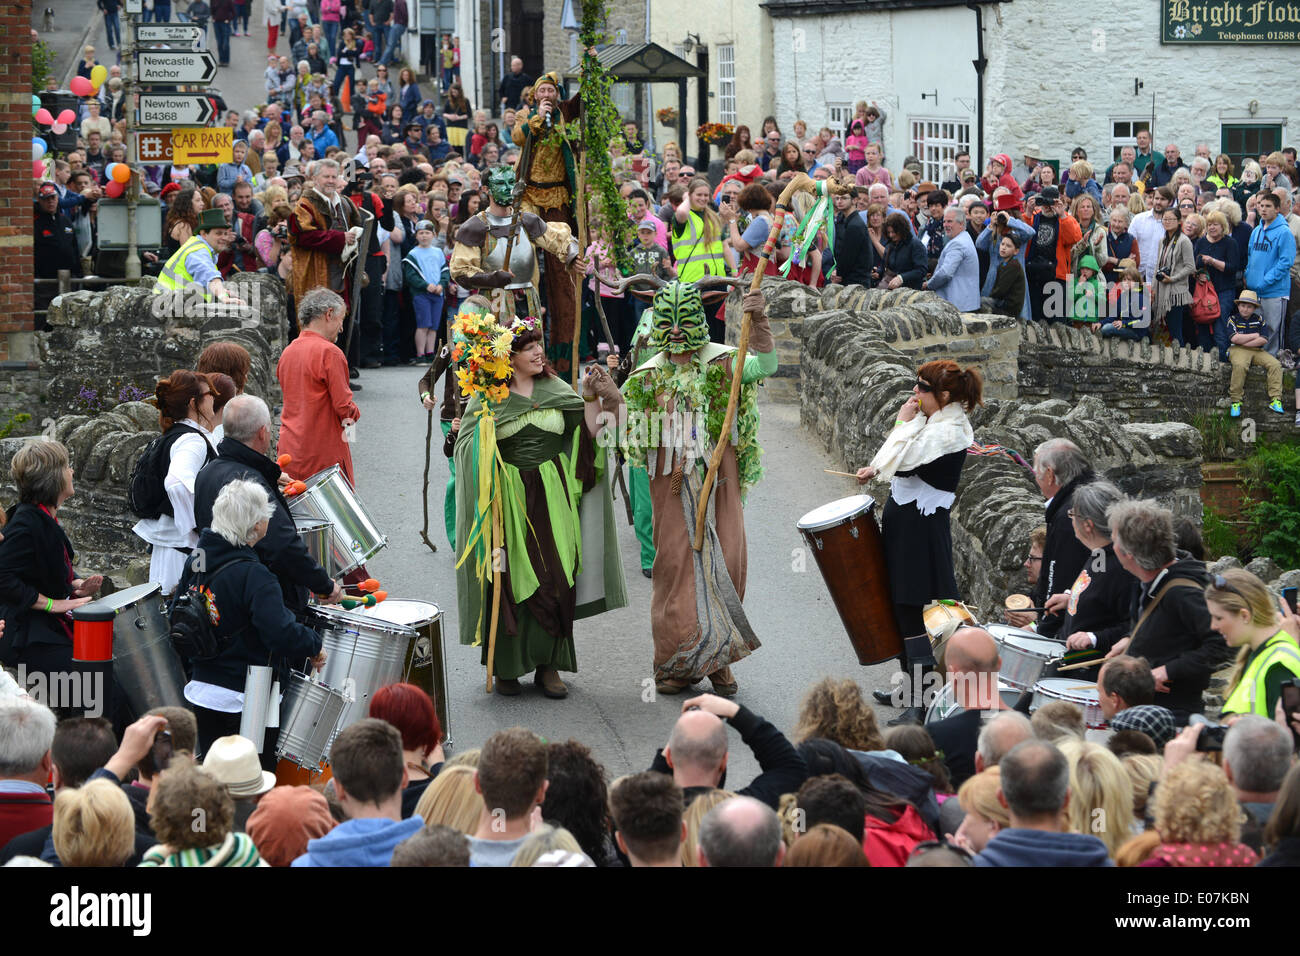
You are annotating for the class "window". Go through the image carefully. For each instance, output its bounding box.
[717,44,736,126]
[827,102,853,143]
[612,82,635,121]
[909,118,970,184]
[1110,118,1151,162]
[1221,124,1282,171]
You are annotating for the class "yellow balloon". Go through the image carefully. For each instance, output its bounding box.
[90,64,108,88]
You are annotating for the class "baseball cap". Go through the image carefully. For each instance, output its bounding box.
[636,220,657,231]
[38,182,58,197]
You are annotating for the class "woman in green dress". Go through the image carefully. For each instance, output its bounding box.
[453,318,627,698]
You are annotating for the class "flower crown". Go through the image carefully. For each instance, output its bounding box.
[509,315,542,339]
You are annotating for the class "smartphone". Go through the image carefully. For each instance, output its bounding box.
[1282,679,1300,749]
[1283,586,1298,615]
[149,730,173,776]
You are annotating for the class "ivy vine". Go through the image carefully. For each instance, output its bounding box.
[578,0,632,273]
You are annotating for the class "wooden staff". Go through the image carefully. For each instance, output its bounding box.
[692,173,849,551]
[485,492,504,693]
[571,98,588,388]
[419,408,437,553]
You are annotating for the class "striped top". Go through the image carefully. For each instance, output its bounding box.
[139,831,268,867]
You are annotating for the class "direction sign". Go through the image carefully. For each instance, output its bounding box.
[138,94,216,128]
[136,50,218,86]
[172,127,233,165]
[135,24,205,50]
[124,0,143,12]
[137,132,173,163]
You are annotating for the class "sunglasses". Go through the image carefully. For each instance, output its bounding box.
[1212,574,1248,603]
[915,379,934,393]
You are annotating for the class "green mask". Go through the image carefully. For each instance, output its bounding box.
[485,165,517,206]
[649,282,710,354]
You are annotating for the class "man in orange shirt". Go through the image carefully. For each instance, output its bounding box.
[276,288,360,486]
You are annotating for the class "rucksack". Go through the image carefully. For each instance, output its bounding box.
[168,556,254,662]
[1190,272,1222,325]
[128,424,215,520]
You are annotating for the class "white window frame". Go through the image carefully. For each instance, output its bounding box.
[1110,117,1151,163]
[827,102,853,143]
[909,117,971,184]
[717,44,736,126]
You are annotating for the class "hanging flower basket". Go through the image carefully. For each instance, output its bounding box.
[696,122,734,145]
[656,107,678,128]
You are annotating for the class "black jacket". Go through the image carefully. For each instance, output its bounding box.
[650,705,807,810]
[175,530,323,692]
[835,210,876,287]
[884,235,929,288]
[1033,470,1097,629]
[0,504,76,661]
[1050,543,1140,654]
[35,208,82,279]
[1258,836,1300,867]
[1126,555,1232,714]
[497,71,533,109]
[193,438,334,614]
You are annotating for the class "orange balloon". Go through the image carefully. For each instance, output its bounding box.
[373,590,388,603]
[111,163,132,184]
[277,454,292,466]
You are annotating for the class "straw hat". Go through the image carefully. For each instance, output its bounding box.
[202,735,276,797]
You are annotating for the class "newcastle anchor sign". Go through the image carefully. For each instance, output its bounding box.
[136,50,218,85]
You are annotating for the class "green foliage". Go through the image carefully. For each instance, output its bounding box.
[1200,504,1243,561]
[1190,409,1236,461]
[577,0,631,272]
[1242,440,1300,568]
[0,412,32,440]
[32,40,53,94]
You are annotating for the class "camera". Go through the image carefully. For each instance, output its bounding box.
[1155,269,1169,280]
[1189,714,1229,752]
[1034,195,1052,208]
[995,212,1008,225]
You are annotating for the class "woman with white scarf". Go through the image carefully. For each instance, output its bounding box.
[856,359,984,725]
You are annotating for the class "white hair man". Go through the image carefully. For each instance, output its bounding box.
[697,795,785,867]
[1029,439,1096,632]
[1222,715,1294,851]
[0,697,57,847]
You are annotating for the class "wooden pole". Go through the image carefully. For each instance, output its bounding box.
[692,173,844,551]
[571,111,588,387]
[484,492,504,693]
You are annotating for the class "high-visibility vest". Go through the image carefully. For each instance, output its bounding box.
[1221,630,1300,717]
[671,209,728,283]
[153,235,216,299]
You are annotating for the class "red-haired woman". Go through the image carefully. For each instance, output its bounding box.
[856,359,984,724]
[132,370,232,595]
[370,682,445,818]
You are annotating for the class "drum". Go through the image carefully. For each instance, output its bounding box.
[72,583,187,715]
[359,599,451,749]
[294,517,336,579]
[925,678,1021,726]
[288,465,387,576]
[308,605,416,746]
[797,495,903,666]
[990,624,1065,691]
[1030,678,1109,730]
[276,672,349,770]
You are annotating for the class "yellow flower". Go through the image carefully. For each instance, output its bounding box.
[491,330,514,357]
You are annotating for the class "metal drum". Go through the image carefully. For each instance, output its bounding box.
[72,583,187,715]
[308,605,416,746]
[358,599,451,749]
[294,517,336,579]
[276,673,349,770]
[1030,678,1108,730]
[796,495,903,666]
[990,624,1065,691]
[288,465,387,576]
[924,678,1021,726]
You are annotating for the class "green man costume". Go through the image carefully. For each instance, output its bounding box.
[620,280,777,693]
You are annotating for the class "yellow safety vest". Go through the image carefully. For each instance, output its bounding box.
[153,235,217,300]
[1221,630,1300,717]
[671,209,728,283]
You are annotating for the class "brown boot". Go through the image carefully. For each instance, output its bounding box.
[655,678,691,695]
[535,666,568,699]
[708,666,738,698]
[495,676,522,696]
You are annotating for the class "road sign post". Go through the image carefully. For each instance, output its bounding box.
[137,94,216,128]
[136,50,218,85]
[135,24,205,49]
[124,9,139,279]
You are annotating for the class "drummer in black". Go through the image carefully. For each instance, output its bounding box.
[856,359,984,725]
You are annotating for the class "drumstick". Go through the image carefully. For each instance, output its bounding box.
[823,469,860,478]
[1056,657,1103,672]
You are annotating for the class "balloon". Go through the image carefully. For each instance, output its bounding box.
[31,94,41,115]
[104,162,117,181]
[34,108,52,126]
[33,160,44,178]
[90,65,108,88]
[69,76,92,97]
[104,180,125,198]
[112,163,132,184]
[51,122,67,135]
[56,109,76,125]
[32,138,46,160]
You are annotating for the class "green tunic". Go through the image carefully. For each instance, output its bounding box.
[453,375,627,678]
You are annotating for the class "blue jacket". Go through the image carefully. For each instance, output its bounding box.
[974,828,1114,867]
[216,162,252,194]
[1064,176,1103,205]
[884,235,929,288]
[306,124,340,154]
[926,229,980,310]
[977,219,1035,319]
[292,816,424,866]
[1244,217,1296,299]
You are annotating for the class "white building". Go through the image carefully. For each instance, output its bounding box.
[765,0,1299,184]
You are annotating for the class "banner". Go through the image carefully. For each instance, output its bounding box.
[1162,0,1300,43]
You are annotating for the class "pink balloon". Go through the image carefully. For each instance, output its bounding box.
[105,180,125,199]
[33,160,45,178]
[51,122,68,135]
[34,108,53,126]
[70,76,92,97]
[57,109,76,125]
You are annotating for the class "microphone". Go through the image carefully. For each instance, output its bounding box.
[543,108,553,130]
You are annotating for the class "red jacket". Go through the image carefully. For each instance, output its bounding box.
[0,790,53,850]
[1020,210,1083,280]
[862,804,933,866]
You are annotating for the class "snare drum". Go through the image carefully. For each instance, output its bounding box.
[990,624,1065,691]
[72,582,187,715]
[796,496,903,666]
[308,605,416,745]
[276,672,349,770]
[294,517,336,579]
[1030,678,1108,730]
[925,678,1022,726]
[288,465,387,576]
[359,599,450,749]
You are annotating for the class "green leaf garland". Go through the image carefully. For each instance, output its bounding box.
[578,0,632,273]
